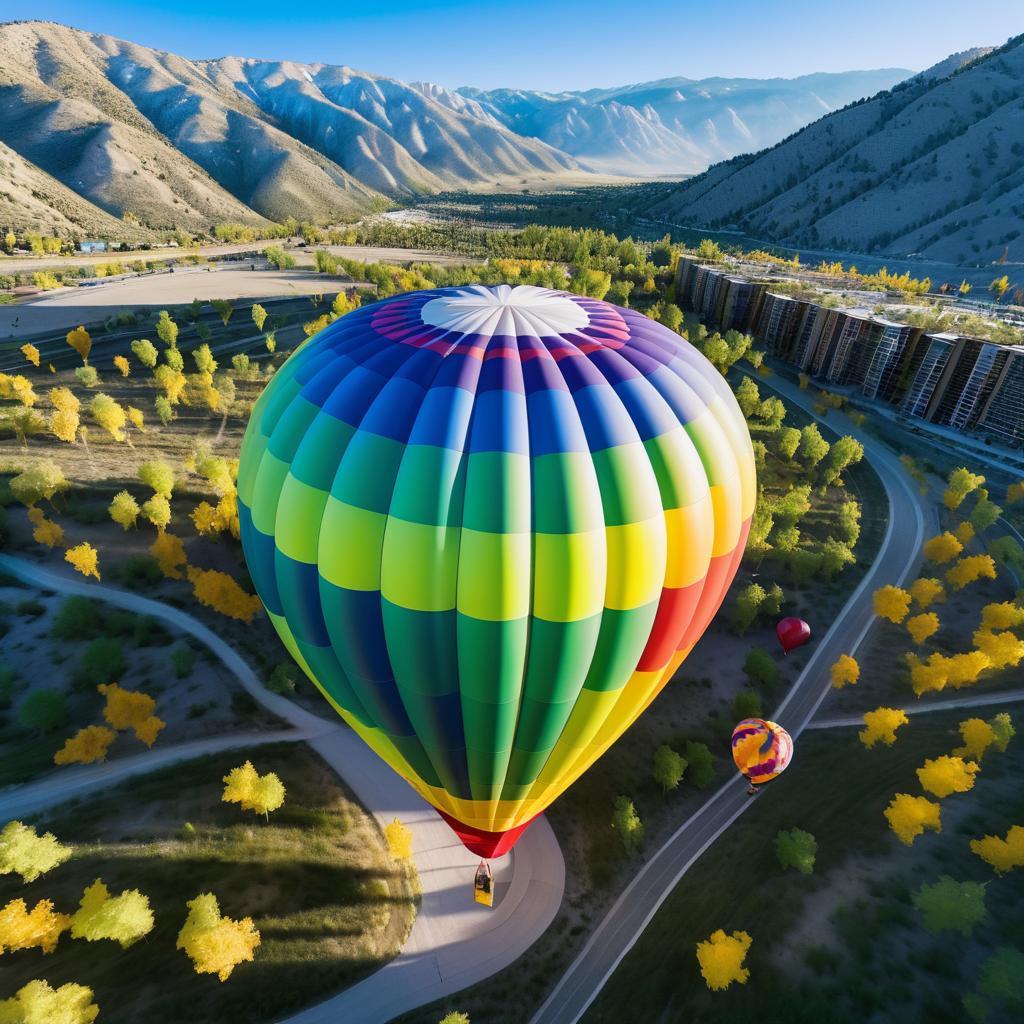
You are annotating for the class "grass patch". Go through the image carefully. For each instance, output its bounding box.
[0,743,417,1024]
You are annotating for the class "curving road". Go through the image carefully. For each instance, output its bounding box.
[0,552,564,1024]
[808,687,1024,730]
[530,370,936,1024]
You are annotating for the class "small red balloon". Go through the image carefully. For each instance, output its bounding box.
[777,617,811,654]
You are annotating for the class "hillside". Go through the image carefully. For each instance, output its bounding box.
[457,69,909,175]
[648,37,1024,264]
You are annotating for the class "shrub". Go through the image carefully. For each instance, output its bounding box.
[17,689,67,733]
[74,638,125,690]
[171,645,195,679]
[51,597,101,640]
[732,689,763,720]
[743,649,778,688]
[685,740,715,789]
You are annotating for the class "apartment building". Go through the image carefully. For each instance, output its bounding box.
[976,346,1024,446]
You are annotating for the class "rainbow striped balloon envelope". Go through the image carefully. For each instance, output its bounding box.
[731,718,794,785]
[238,284,756,856]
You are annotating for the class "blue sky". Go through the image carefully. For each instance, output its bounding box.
[8,0,1021,90]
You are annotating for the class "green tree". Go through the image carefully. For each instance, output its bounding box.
[732,583,766,633]
[70,878,155,948]
[438,1014,471,1024]
[611,795,644,854]
[732,689,763,720]
[775,426,801,461]
[743,648,778,688]
[652,744,687,793]
[736,377,761,418]
[798,423,830,469]
[251,303,268,332]
[130,338,158,368]
[970,489,1003,533]
[17,689,67,733]
[774,827,817,874]
[155,310,178,348]
[75,638,125,689]
[757,397,786,428]
[211,299,233,327]
[819,435,864,487]
[0,821,72,882]
[192,343,218,375]
[913,876,987,935]
[685,740,715,789]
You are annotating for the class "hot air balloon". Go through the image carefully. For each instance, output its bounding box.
[731,718,793,792]
[238,284,756,857]
[776,616,810,654]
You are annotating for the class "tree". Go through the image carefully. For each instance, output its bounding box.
[775,425,801,461]
[988,274,1011,302]
[89,394,127,442]
[155,310,178,348]
[970,825,1024,875]
[906,612,940,645]
[798,423,830,469]
[735,377,760,418]
[251,303,268,332]
[989,712,1015,753]
[164,345,185,371]
[141,494,171,531]
[98,682,158,732]
[131,338,158,368]
[139,459,175,498]
[49,387,81,444]
[611,795,644,854]
[66,325,91,363]
[982,602,1024,630]
[946,555,997,591]
[685,740,715,789]
[187,567,261,622]
[438,1015,471,1024]
[211,299,234,327]
[859,707,908,748]
[653,744,687,793]
[74,365,99,388]
[0,980,99,1024]
[913,876,987,935]
[384,819,413,860]
[774,827,816,874]
[54,725,117,766]
[70,878,154,948]
[965,947,1024,1023]
[695,929,752,991]
[0,897,70,954]
[26,507,63,548]
[973,629,1024,670]
[193,343,218,375]
[134,716,166,747]
[264,245,295,270]
[830,654,859,688]
[955,520,976,545]
[109,490,140,530]
[909,577,945,608]
[732,582,766,633]
[955,718,998,761]
[917,755,979,798]
[0,821,72,882]
[970,490,1002,533]
[923,532,963,564]
[65,543,100,580]
[819,435,864,487]
[222,761,286,819]
[732,689,763,720]
[112,354,130,378]
[873,585,911,624]
[154,394,174,426]
[17,689,67,733]
[10,460,68,507]
[20,343,40,368]
[884,793,941,846]
[151,531,187,579]
[176,892,260,981]
[743,649,778,688]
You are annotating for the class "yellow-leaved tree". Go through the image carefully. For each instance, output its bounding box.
[113,355,130,378]
[138,459,175,499]
[66,326,92,364]
[906,653,949,696]
[150,531,187,580]
[859,707,908,748]
[49,387,81,444]
[126,406,145,433]
[830,654,859,689]
[943,467,985,510]
[89,393,127,442]
[909,577,945,608]
[142,494,171,531]
[384,819,413,860]
[954,520,975,545]
[970,825,1024,875]
[884,793,942,846]
[108,491,140,531]
[0,898,71,954]
[695,929,752,991]
[70,879,154,948]
[980,602,1024,630]
[873,585,911,624]
[221,761,285,819]
[916,755,979,798]
[176,893,260,981]
[0,821,72,882]
[973,629,1024,670]
[97,682,165,746]
[954,718,998,761]
[20,343,40,368]
[946,555,997,591]
[27,506,63,549]
[944,650,991,688]
[187,567,261,622]
[923,532,963,564]
[154,364,187,405]
[0,980,98,1024]
[906,612,940,645]
[65,543,100,581]
[53,725,116,765]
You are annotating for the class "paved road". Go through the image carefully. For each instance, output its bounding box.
[808,687,1024,730]
[0,553,564,1024]
[530,371,935,1024]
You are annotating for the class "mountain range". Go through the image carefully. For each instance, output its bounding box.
[0,20,909,239]
[647,39,1024,263]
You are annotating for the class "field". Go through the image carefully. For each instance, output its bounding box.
[582,703,1024,1024]
[0,743,418,1024]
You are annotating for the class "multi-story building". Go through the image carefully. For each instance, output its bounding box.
[867,322,923,402]
[976,346,1024,447]
[900,333,960,419]
[929,338,1012,430]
